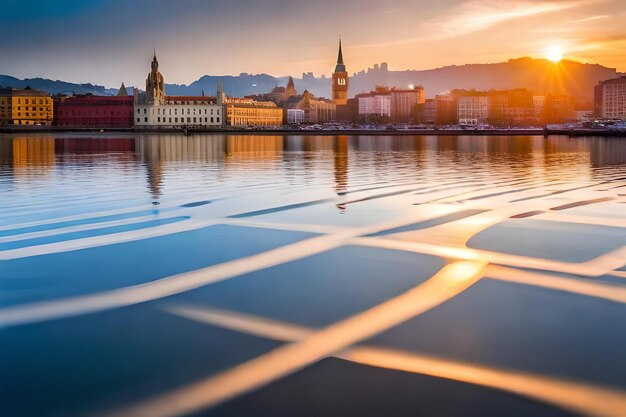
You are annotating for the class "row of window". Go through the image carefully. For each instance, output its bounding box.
[15,98,48,105]
[14,113,52,118]
[137,116,221,124]
[12,107,49,112]
[137,107,221,116]
[58,110,128,116]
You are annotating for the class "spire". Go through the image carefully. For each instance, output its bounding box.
[117,82,128,96]
[286,76,296,97]
[337,38,344,66]
[334,38,346,73]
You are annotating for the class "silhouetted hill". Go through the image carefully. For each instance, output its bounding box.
[349,58,616,105]
[0,75,119,96]
[166,58,617,106]
[0,58,618,107]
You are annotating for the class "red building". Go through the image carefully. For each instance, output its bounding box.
[54,96,134,128]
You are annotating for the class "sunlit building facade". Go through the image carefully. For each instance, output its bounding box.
[390,87,425,123]
[458,95,489,124]
[595,76,626,120]
[225,98,283,126]
[357,87,391,122]
[288,90,336,124]
[0,87,53,126]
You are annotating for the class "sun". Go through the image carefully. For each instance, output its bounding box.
[546,45,563,63]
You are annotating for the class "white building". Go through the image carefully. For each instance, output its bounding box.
[134,52,223,129]
[596,77,626,120]
[287,108,305,124]
[357,91,391,119]
[458,96,489,124]
[134,97,223,128]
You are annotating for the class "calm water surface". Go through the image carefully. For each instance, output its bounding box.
[0,134,625,417]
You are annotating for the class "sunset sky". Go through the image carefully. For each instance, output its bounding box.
[2,0,625,87]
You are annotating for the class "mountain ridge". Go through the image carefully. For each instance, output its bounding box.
[1,58,620,107]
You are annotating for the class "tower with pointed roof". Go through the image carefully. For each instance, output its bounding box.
[146,51,164,104]
[286,76,296,98]
[116,82,128,97]
[332,38,348,106]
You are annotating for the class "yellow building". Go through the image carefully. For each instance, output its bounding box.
[225,98,283,127]
[0,87,53,126]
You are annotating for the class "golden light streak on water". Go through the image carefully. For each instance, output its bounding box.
[105,261,487,417]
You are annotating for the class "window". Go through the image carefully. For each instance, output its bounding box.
[137,109,140,114]
[175,117,178,123]
[193,117,196,123]
[217,117,220,123]
[211,117,214,123]
[158,117,161,122]
[187,117,191,123]
[137,118,140,123]
[144,108,147,114]
[145,117,148,122]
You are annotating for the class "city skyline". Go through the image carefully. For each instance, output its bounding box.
[2,0,625,88]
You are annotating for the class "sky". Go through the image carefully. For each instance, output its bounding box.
[1,0,625,87]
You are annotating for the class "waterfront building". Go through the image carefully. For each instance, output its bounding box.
[594,76,626,119]
[135,95,223,128]
[134,52,223,128]
[390,86,425,123]
[287,109,305,124]
[417,99,437,124]
[0,87,53,126]
[435,93,457,125]
[458,94,489,125]
[54,95,134,128]
[545,94,576,124]
[219,78,282,127]
[486,89,534,126]
[332,39,349,106]
[287,90,336,124]
[357,87,391,122]
[224,97,283,126]
[533,95,547,125]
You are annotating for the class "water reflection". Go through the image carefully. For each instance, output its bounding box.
[0,134,624,208]
[1,133,625,417]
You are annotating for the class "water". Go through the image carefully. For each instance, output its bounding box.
[0,133,625,417]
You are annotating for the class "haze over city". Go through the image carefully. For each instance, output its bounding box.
[2,0,626,87]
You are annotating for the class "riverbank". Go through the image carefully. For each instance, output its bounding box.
[1,126,625,137]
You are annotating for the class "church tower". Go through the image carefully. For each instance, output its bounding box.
[146,51,164,104]
[332,38,348,106]
[286,76,296,98]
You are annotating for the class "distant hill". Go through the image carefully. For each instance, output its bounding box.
[1,58,618,107]
[169,58,619,107]
[0,75,122,96]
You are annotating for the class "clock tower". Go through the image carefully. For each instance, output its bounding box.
[332,39,348,106]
